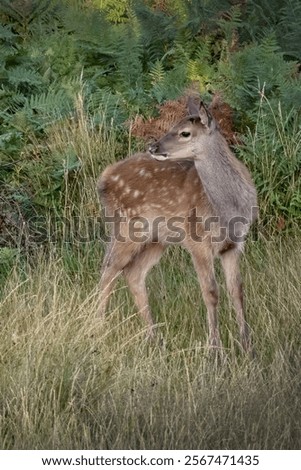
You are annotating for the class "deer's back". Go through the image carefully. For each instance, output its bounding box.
[98,153,210,219]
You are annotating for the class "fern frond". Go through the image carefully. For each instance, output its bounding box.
[92,0,130,23]
[87,87,128,126]
[279,1,301,60]
[150,62,188,104]
[0,0,59,24]
[8,66,43,89]
[0,43,18,60]
[0,24,17,41]
[27,89,72,115]
[149,60,165,86]
[134,1,176,58]
[217,5,242,44]
[115,25,143,92]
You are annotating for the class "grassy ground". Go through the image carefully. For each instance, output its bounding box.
[0,111,300,449]
[0,234,300,450]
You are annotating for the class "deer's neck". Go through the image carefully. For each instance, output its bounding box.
[194,138,257,226]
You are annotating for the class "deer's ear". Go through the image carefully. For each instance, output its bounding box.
[199,102,214,129]
[187,96,201,116]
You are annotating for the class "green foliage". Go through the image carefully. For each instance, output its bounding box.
[244,0,301,61]
[0,246,19,284]
[217,34,300,115]
[0,0,300,250]
[180,0,233,35]
[238,101,301,227]
[279,1,301,60]
[92,0,131,23]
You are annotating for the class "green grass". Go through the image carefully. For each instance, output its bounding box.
[0,236,300,450]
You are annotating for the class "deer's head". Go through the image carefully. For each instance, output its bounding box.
[149,100,217,161]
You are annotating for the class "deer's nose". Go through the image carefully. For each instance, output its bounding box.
[149,142,158,154]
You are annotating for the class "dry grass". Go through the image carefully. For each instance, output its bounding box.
[0,236,300,449]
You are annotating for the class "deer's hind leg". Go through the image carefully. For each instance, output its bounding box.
[220,246,252,353]
[98,239,140,316]
[123,242,165,338]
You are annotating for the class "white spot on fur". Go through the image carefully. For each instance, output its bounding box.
[133,190,140,198]
[111,175,119,182]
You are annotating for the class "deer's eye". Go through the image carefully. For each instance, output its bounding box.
[180,131,191,138]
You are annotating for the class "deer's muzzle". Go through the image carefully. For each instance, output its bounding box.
[148,143,168,161]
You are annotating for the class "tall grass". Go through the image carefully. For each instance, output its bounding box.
[0,236,300,449]
[0,107,300,450]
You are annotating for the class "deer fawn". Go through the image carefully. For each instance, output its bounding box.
[97,99,258,351]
